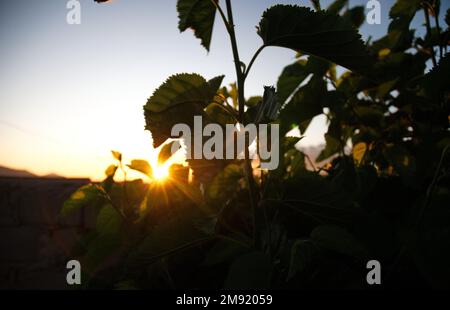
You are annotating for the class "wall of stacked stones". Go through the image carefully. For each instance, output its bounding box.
[0,177,91,289]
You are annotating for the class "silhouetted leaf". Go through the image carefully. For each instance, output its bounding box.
[177,0,218,51]
[158,141,181,165]
[279,75,327,135]
[207,164,243,202]
[257,5,371,73]
[311,225,369,258]
[111,150,122,162]
[144,73,224,147]
[288,239,316,279]
[343,6,365,29]
[61,184,104,217]
[224,251,272,289]
[96,204,123,235]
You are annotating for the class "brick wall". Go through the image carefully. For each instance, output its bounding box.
[0,177,90,289]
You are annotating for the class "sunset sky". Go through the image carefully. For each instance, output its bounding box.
[0,0,448,180]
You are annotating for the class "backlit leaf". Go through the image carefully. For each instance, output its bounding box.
[257,5,371,73]
[177,0,218,51]
[127,159,153,177]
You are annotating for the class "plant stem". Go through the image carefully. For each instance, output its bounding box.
[225,0,245,122]
[423,7,438,67]
[244,45,265,80]
[224,0,260,247]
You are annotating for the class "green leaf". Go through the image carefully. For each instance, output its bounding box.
[371,0,421,52]
[279,75,327,135]
[96,204,123,235]
[104,164,118,178]
[61,184,104,217]
[288,240,316,279]
[282,173,355,224]
[177,0,218,51]
[127,159,152,177]
[343,6,365,29]
[224,251,272,289]
[277,56,330,107]
[311,225,369,259]
[202,239,249,267]
[257,5,371,73]
[158,141,181,165]
[144,73,224,147]
[83,233,121,274]
[420,53,450,101]
[276,59,310,105]
[207,164,243,202]
[130,210,209,263]
[145,73,224,113]
[111,150,122,162]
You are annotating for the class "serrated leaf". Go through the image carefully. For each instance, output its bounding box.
[420,53,450,101]
[257,5,371,73]
[145,73,224,113]
[343,6,365,29]
[144,73,224,147]
[177,0,218,51]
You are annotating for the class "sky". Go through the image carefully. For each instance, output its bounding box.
[0,0,448,180]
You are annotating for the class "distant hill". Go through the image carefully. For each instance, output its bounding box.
[0,166,36,178]
[0,166,64,179]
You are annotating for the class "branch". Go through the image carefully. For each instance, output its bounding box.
[243,45,266,80]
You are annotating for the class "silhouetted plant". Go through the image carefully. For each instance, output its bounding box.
[63,0,450,289]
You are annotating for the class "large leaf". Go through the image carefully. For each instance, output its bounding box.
[96,204,123,236]
[130,209,210,264]
[206,163,243,203]
[144,73,224,147]
[224,251,272,289]
[420,53,450,101]
[311,225,369,259]
[279,75,327,135]
[371,0,421,52]
[61,184,104,217]
[177,0,218,51]
[158,141,181,165]
[257,5,371,73]
[288,239,316,280]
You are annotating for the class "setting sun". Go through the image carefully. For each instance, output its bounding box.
[152,164,169,181]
